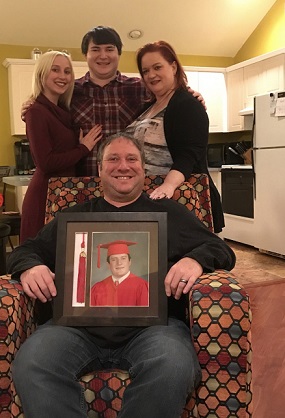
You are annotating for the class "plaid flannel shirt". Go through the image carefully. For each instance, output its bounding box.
[71,71,148,175]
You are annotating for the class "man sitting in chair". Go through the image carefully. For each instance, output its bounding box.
[8,132,235,418]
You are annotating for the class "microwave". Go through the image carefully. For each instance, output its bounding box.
[207,143,246,167]
[207,143,225,167]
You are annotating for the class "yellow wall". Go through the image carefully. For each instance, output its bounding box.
[234,0,285,62]
[121,51,233,72]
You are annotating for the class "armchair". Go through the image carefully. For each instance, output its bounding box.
[0,174,252,417]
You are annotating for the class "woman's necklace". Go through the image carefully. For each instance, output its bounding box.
[144,90,175,119]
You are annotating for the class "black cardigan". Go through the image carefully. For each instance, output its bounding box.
[164,88,224,232]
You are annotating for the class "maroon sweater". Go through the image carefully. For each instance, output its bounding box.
[21,94,89,243]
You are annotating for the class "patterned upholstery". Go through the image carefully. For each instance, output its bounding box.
[0,275,35,417]
[0,174,253,417]
[44,174,214,231]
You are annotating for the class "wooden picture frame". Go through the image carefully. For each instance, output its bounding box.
[53,212,168,326]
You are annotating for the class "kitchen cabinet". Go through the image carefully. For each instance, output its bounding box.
[262,54,285,94]
[244,54,285,109]
[243,63,260,110]
[185,69,227,133]
[227,52,285,131]
[3,59,88,136]
[226,68,244,131]
[3,60,34,135]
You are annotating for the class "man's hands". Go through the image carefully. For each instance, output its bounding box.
[20,265,56,303]
[164,258,203,300]
[20,258,202,302]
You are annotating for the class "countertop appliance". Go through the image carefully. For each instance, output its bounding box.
[14,139,35,175]
[207,142,252,168]
[207,143,225,167]
[253,91,285,256]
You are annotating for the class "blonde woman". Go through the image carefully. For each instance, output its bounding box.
[21,51,102,243]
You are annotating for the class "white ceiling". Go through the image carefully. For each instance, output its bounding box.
[0,0,277,57]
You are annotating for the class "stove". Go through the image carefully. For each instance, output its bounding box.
[221,165,254,218]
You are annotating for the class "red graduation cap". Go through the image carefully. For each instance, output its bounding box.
[97,240,137,268]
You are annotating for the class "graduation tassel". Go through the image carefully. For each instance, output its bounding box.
[76,233,86,303]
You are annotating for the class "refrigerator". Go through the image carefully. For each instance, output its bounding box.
[253,91,285,256]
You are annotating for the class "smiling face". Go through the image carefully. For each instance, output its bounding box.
[43,55,73,104]
[108,254,131,279]
[85,40,120,85]
[141,51,177,99]
[98,137,145,207]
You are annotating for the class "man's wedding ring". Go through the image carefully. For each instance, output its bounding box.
[179,279,188,284]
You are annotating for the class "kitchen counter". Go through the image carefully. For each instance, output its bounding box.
[221,165,253,170]
[3,176,32,213]
[3,175,32,187]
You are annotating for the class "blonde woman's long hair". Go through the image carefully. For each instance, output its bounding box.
[30,51,75,108]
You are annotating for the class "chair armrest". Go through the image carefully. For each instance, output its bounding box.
[0,274,36,360]
[0,275,36,413]
[189,270,252,416]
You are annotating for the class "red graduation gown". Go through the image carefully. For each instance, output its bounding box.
[90,273,149,306]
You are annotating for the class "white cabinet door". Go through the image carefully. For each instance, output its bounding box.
[244,62,261,109]
[226,68,244,131]
[198,72,227,132]
[185,70,227,133]
[4,62,34,135]
[261,54,285,94]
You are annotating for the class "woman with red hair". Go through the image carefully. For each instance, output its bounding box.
[126,41,224,233]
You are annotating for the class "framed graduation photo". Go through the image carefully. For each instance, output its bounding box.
[53,212,168,326]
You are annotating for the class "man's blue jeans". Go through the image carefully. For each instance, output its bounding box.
[12,318,201,418]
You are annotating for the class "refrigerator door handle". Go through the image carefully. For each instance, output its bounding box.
[252,96,256,199]
[252,149,256,199]
[251,96,256,147]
